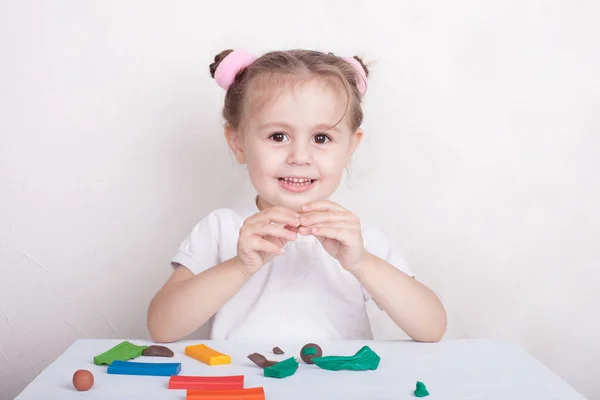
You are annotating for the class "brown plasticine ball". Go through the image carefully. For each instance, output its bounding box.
[73,369,94,391]
[300,343,323,364]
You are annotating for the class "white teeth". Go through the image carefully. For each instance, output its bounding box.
[280,177,314,186]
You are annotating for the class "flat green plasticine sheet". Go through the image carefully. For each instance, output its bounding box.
[312,346,380,371]
[93,341,148,365]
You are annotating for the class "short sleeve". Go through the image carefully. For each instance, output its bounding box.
[361,225,415,303]
[171,211,222,275]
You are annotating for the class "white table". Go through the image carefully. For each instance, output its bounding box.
[14,338,586,399]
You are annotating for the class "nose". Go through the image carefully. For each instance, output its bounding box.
[286,140,312,165]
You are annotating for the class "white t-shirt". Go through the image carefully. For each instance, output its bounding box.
[171,198,414,342]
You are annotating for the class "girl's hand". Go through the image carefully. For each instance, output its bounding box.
[298,201,366,271]
[236,207,300,276]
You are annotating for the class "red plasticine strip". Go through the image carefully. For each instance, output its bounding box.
[186,387,265,400]
[169,375,244,390]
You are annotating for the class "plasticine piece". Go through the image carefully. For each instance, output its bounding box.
[143,345,174,357]
[93,341,148,365]
[272,346,284,355]
[300,343,322,364]
[414,381,430,397]
[247,353,278,368]
[169,375,244,390]
[311,345,380,371]
[72,369,94,391]
[186,387,265,400]
[185,344,231,366]
[263,357,299,379]
[107,360,181,376]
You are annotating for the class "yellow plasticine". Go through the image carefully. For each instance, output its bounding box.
[185,344,231,366]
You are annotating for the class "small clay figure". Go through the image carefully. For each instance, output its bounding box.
[300,343,323,364]
[414,381,430,397]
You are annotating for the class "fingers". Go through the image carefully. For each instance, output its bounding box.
[247,207,301,228]
[244,237,285,255]
[243,221,298,242]
[299,210,355,227]
[299,221,358,235]
[308,225,355,245]
[301,200,346,212]
[237,207,301,270]
[300,218,363,246]
[284,225,300,233]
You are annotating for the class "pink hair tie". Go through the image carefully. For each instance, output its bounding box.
[214,50,258,90]
[343,57,367,96]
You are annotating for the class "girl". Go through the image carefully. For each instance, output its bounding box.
[147,49,446,343]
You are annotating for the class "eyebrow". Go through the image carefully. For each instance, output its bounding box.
[258,122,342,133]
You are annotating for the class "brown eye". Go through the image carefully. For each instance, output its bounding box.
[270,132,288,142]
[314,134,331,144]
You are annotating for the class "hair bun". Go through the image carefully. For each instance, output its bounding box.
[352,56,369,77]
[209,49,234,78]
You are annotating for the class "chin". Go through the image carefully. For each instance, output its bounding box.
[273,197,307,212]
[285,200,307,213]
[279,193,332,212]
[258,194,307,212]
[256,179,336,211]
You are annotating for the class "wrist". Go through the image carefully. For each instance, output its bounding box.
[230,255,258,279]
[345,250,374,275]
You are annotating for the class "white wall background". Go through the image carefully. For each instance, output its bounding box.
[1,0,599,398]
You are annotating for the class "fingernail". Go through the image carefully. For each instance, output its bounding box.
[279,248,286,254]
[302,205,310,211]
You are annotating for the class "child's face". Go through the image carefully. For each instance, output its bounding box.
[227,78,362,212]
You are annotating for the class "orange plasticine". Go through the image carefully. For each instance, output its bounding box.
[185,344,231,366]
[186,387,265,400]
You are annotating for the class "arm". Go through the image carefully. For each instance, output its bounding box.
[147,206,300,343]
[146,256,250,343]
[350,252,447,342]
[298,200,447,343]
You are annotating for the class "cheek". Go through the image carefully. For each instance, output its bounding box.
[315,151,348,176]
[246,144,279,175]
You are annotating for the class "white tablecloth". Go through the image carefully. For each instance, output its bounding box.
[14,338,585,399]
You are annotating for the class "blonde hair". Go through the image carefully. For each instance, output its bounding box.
[209,49,369,132]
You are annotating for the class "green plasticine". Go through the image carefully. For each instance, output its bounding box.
[414,381,430,397]
[301,347,317,355]
[311,346,380,371]
[94,341,148,366]
[264,357,299,379]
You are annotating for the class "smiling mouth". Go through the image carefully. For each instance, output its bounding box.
[277,177,316,186]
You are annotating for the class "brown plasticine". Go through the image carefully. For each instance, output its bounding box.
[247,353,278,368]
[142,345,174,357]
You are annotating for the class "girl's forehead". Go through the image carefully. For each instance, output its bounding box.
[245,77,351,129]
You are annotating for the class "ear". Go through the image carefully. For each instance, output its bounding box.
[345,128,364,165]
[224,123,246,164]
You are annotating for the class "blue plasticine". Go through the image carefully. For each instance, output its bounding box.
[107,360,181,376]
